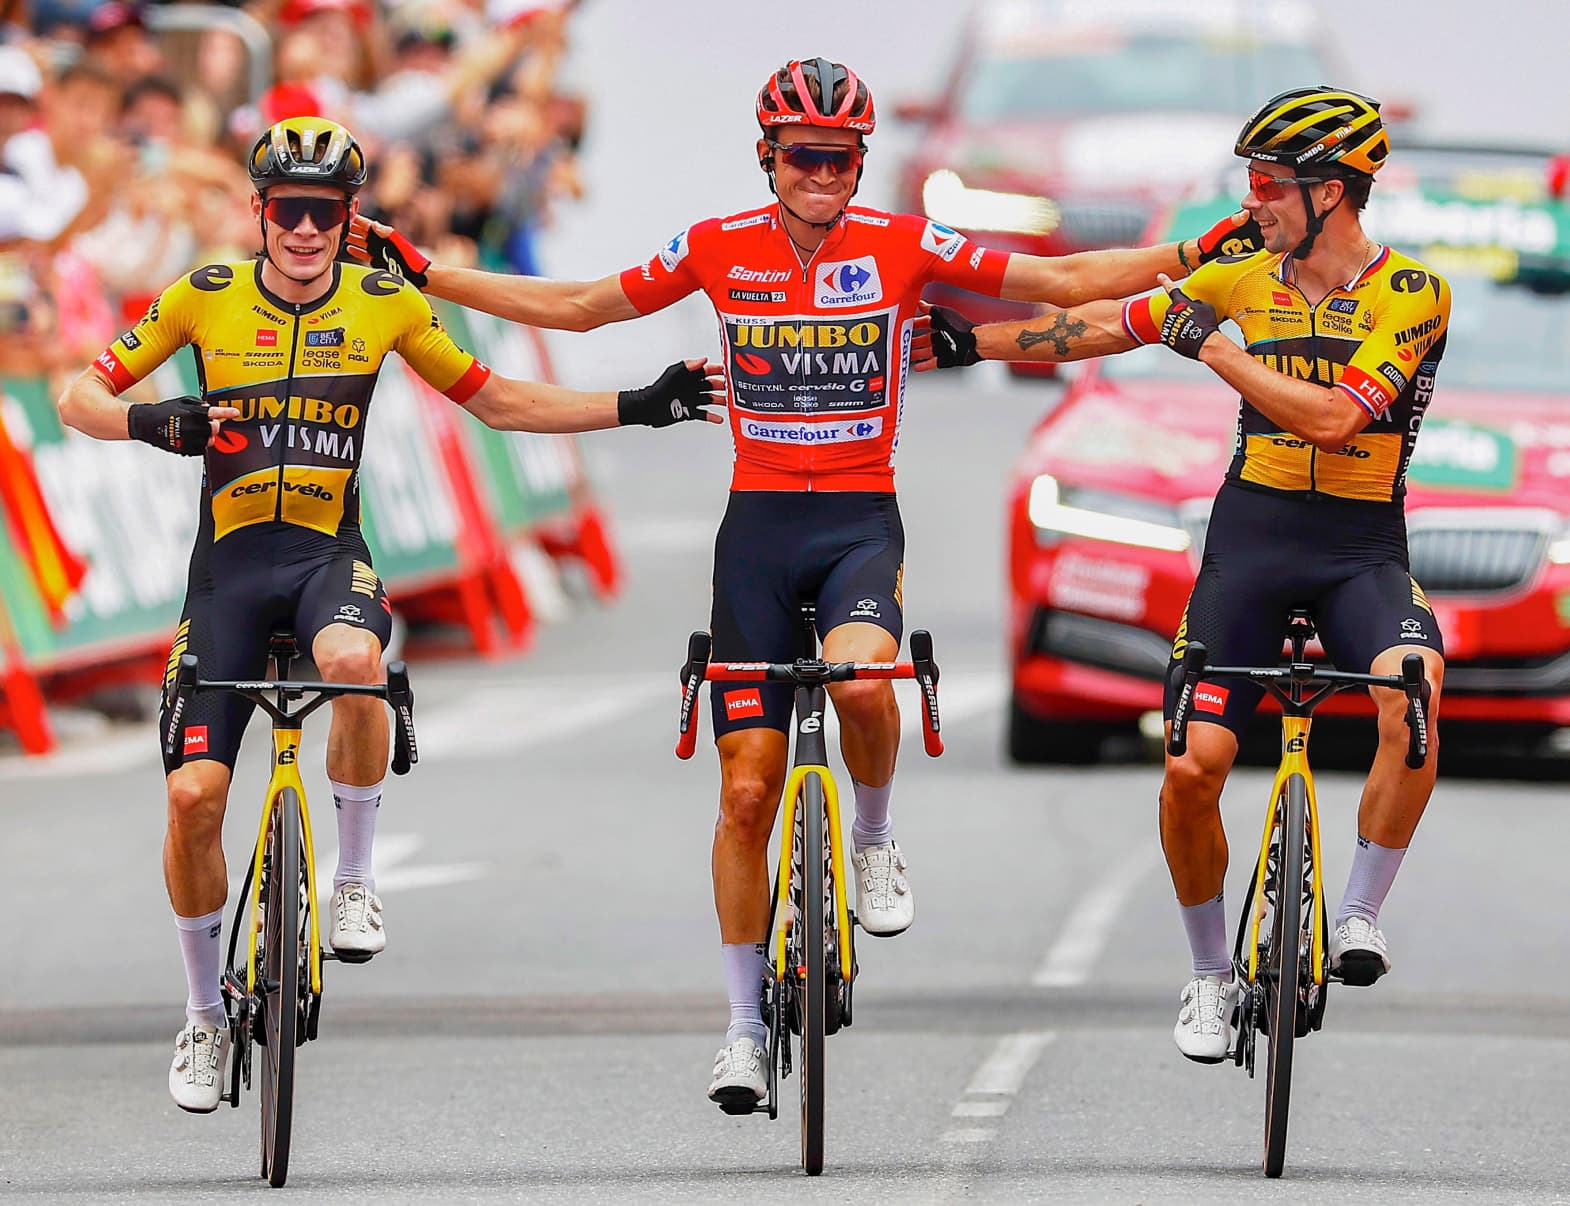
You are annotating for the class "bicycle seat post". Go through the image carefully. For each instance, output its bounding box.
[799,601,819,663]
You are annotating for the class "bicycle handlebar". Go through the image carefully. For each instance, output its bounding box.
[163,653,420,774]
[1166,641,1430,768]
[675,628,945,759]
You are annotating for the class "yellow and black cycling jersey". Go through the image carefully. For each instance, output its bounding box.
[1123,244,1451,505]
[93,260,491,541]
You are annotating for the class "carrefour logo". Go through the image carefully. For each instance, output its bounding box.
[920,221,965,262]
[815,256,882,308]
[743,418,883,445]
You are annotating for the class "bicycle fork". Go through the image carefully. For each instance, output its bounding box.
[245,727,325,1000]
[773,685,854,987]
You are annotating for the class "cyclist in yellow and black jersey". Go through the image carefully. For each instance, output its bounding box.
[56,117,723,1116]
[919,88,1447,1064]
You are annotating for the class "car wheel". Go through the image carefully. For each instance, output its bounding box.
[1007,695,1104,765]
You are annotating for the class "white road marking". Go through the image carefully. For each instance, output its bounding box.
[964,1030,1055,1097]
[233,831,488,898]
[416,679,670,760]
[940,1128,997,1144]
[1031,844,1163,988]
[939,1030,1056,1151]
[0,726,155,780]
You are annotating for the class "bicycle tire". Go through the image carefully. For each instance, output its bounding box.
[1264,773,1307,1179]
[260,789,301,1188]
[799,772,827,1177]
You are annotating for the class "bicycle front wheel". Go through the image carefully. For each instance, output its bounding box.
[1264,773,1307,1179]
[260,788,302,1188]
[798,771,827,1177]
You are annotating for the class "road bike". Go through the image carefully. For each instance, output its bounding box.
[675,604,943,1176]
[1167,607,1429,1178]
[163,630,418,1187]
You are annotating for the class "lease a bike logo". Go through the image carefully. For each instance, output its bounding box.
[815,256,883,308]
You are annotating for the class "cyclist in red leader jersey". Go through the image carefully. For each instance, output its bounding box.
[350,57,1261,1108]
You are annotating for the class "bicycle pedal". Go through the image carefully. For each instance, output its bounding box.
[329,950,375,965]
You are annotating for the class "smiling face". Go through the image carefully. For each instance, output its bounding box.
[251,182,357,284]
[758,124,864,225]
[1242,160,1345,255]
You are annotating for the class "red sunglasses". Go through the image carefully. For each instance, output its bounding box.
[767,140,865,175]
[1247,167,1335,202]
[263,196,351,232]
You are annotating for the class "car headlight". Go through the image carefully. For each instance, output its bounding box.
[1549,522,1570,565]
[1027,475,1191,552]
[922,169,1061,235]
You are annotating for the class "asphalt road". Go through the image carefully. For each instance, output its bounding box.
[4,370,1570,1203]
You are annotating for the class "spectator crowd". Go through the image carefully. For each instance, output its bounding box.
[0,0,586,392]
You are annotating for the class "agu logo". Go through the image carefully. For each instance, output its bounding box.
[815,256,882,307]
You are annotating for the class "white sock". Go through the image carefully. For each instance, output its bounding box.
[331,778,383,892]
[1338,836,1407,926]
[175,907,227,1029]
[850,775,894,851]
[1178,892,1233,981]
[722,942,767,1050]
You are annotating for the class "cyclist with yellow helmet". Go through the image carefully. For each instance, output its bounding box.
[57,116,724,1113]
[922,88,1449,1062]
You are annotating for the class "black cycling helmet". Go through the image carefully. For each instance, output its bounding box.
[247,117,367,196]
[1234,86,1388,177]
[1235,87,1386,260]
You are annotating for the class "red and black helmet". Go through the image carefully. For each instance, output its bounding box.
[756,58,876,135]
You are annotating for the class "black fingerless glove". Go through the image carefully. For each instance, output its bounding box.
[365,224,431,287]
[617,361,714,428]
[1159,292,1221,360]
[1195,212,1265,263]
[127,396,213,456]
[929,305,980,367]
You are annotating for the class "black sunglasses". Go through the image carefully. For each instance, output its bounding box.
[766,140,866,175]
[263,196,351,232]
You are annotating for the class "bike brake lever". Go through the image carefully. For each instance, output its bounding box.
[676,630,711,760]
[1167,642,1209,758]
[386,661,418,775]
[1400,652,1428,769]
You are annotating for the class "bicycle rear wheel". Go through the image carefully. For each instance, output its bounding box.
[1263,773,1307,1179]
[798,772,827,1177]
[260,789,301,1188]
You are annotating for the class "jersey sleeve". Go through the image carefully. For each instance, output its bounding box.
[90,271,202,393]
[1336,270,1452,419]
[1119,256,1241,345]
[905,216,1010,295]
[386,277,492,403]
[618,221,708,314]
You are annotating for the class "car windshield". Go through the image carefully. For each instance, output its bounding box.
[1100,273,1570,395]
[959,36,1325,120]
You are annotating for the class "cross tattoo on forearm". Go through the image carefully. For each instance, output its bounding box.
[1015,311,1088,357]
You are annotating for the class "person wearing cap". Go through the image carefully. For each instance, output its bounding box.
[351,57,1261,1110]
[57,115,729,1115]
[920,88,1449,1064]
[0,43,41,145]
[83,1,164,79]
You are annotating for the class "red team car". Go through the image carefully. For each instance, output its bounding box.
[1006,144,1570,763]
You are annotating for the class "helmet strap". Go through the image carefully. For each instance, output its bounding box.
[1290,179,1344,260]
[759,147,861,235]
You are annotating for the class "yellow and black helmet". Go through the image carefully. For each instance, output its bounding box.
[1234,86,1388,177]
[247,117,368,195]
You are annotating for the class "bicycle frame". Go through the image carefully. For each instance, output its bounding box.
[775,704,853,985]
[1246,719,1326,989]
[246,724,325,998]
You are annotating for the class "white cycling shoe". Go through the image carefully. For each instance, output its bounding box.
[707,1037,768,1109]
[1173,974,1240,1064]
[1330,914,1390,986]
[169,1021,228,1113]
[329,883,385,962]
[853,841,914,936]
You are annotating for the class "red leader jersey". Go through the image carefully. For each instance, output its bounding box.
[619,204,1010,492]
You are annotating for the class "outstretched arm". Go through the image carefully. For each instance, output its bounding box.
[347,216,638,331]
[461,359,726,434]
[998,211,1260,307]
[914,300,1138,370]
